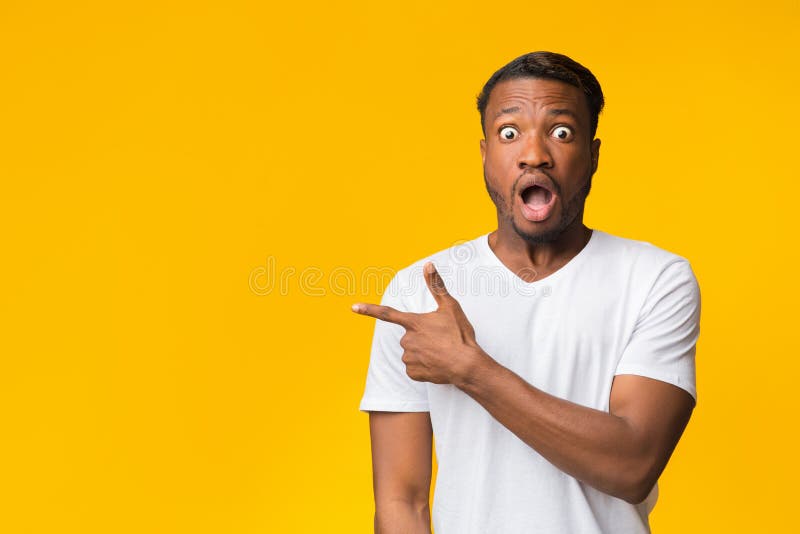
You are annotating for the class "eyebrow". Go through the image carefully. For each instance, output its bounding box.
[548,108,579,121]
[493,106,521,119]
[492,107,580,121]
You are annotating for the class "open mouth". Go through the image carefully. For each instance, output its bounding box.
[521,185,553,207]
[519,182,557,222]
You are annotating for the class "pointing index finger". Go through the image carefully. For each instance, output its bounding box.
[352,302,415,328]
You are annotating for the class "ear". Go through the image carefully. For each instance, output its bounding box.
[590,138,601,174]
[480,138,486,165]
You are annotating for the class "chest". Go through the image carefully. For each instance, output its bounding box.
[458,280,636,406]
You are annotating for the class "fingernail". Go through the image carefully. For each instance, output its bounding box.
[351,304,362,313]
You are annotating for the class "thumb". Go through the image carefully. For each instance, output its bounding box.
[424,262,454,306]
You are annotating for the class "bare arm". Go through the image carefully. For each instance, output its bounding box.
[369,411,433,534]
[354,261,697,505]
[457,357,694,503]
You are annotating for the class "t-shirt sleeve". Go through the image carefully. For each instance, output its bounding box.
[359,273,430,412]
[615,259,701,401]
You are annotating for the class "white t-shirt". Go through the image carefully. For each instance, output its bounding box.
[359,229,701,534]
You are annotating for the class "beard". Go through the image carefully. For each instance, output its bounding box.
[483,169,593,245]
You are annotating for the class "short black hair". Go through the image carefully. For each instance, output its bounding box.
[477,51,605,138]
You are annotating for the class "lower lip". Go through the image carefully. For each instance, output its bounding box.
[519,193,557,222]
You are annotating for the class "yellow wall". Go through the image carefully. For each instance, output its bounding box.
[1,1,797,532]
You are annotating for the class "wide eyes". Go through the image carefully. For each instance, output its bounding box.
[499,126,519,140]
[497,125,574,141]
[552,126,573,140]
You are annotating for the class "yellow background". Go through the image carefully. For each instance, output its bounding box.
[1,0,798,532]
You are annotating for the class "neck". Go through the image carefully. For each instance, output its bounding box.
[488,218,592,283]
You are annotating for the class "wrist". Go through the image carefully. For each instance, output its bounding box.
[452,346,492,390]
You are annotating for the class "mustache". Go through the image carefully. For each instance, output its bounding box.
[512,170,562,198]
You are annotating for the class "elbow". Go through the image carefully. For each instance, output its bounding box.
[376,497,430,514]
[612,461,661,505]
[600,454,661,505]
[617,480,656,505]
[375,496,431,524]
[374,499,431,534]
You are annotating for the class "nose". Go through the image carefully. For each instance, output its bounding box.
[517,133,553,170]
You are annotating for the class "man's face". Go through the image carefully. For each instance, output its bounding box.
[480,77,601,244]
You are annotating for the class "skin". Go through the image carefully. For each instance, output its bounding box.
[479,78,601,280]
[354,77,695,532]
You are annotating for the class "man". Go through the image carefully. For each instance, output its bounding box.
[353,51,700,533]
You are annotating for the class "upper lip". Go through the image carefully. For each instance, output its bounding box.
[516,172,557,198]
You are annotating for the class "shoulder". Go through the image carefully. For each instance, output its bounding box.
[592,230,688,265]
[590,230,700,312]
[592,230,696,280]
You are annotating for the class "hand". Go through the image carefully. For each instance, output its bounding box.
[352,262,485,385]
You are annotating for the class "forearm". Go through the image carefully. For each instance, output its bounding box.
[456,351,659,503]
[375,499,431,534]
